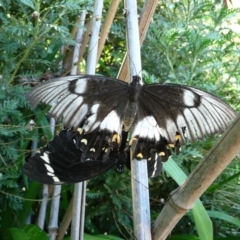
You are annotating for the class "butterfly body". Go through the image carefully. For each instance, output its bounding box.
[23,74,237,184]
[123,75,142,130]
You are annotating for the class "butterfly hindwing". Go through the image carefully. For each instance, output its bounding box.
[129,101,183,177]
[23,130,119,184]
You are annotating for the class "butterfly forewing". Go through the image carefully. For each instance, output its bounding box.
[140,83,236,143]
[26,75,129,131]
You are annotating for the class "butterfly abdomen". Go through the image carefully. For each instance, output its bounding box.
[123,75,142,131]
[123,102,138,131]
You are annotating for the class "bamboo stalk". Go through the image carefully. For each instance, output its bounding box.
[79,185,87,240]
[62,16,83,73]
[48,118,62,240]
[86,0,104,74]
[69,10,88,240]
[124,0,151,239]
[71,183,83,240]
[72,1,104,238]
[37,184,49,229]
[97,0,121,61]
[118,0,158,81]
[48,185,61,240]
[152,115,240,239]
[70,1,104,238]
[57,198,73,240]
[78,18,93,64]
[71,11,87,75]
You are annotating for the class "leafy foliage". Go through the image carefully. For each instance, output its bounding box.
[0,84,29,211]
[85,169,133,239]
[0,0,92,85]
[142,1,240,109]
[0,0,239,239]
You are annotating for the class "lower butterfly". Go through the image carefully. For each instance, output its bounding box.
[23,74,237,184]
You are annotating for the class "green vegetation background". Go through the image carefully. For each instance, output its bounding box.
[0,0,239,239]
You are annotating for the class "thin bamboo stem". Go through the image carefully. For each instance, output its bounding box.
[78,18,93,64]
[48,118,62,240]
[57,198,74,240]
[124,0,151,239]
[72,2,104,238]
[48,185,61,240]
[71,183,83,240]
[71,11,87,75]
[86,0,104,74]
[69,10,88,240]
[118,0,158,81]
[97,0,121,61]
[37,185,49,229]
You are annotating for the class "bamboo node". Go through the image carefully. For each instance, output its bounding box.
[168,196,190,214]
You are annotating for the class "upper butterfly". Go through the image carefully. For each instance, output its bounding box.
[23,74,237,184]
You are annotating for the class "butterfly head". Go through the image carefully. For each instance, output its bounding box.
[132,75,141,84]
[129,75,142,102]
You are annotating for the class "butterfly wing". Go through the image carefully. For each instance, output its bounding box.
[129,83,237,177]
[24,75,237,182]
[27,74,130,156]
[127,100,176,177]
[140,83,236,143]
[23,130,120,184]
[27,75,128,130]
[25,75,130,183]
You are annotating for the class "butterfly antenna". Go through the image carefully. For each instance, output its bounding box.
[128,55,143,78]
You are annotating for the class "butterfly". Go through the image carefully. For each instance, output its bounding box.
[23,74,237,184]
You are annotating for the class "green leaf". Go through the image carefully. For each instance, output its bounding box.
[38,114,53,141]
[214,237,240,240]
[84,233,124,240]
[16,181,41,227]
[168,235,200,240]
[163,158,213,240]
[207,171,240,193]
[6,228,27,240]
[20,0,35,10]
[22,225,49,240]
[207,210,240,227]
[192,200,213,240]
[6,225,48,240]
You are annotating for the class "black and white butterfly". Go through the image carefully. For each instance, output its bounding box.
[23,74,237,184]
